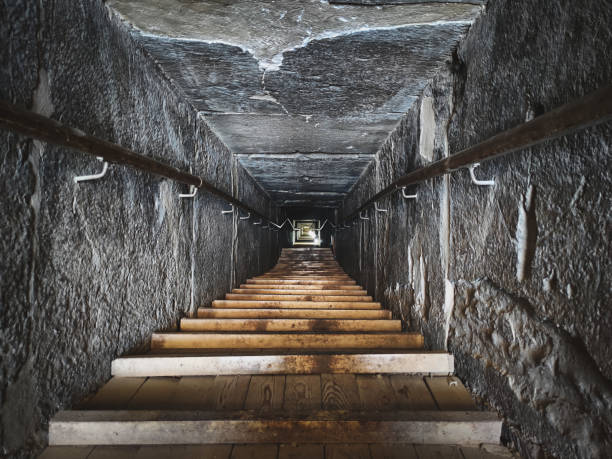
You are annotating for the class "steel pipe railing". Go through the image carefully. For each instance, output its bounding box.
[342,84,612,222]
[0,100,280,226]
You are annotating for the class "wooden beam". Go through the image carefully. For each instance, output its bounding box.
[150,332,423,350]
[111,353,454,377]
[211,300,381,309]
[256,275,351,279]
[49,410,500,446]
[239,284,362,291]
[246,279,356,285]
[224,294,373,302]
[197,308,392,320]
[344,84,612,219]
[180,318,402,332]
[231,289,368,296]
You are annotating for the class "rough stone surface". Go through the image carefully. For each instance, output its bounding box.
[237,153,374,207]
[106,0,482,204]
[0,1,279,457]
[336,0,612,457]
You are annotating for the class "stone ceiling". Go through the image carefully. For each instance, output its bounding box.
[107,0,483,207]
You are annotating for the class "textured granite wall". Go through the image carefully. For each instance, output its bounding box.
[0,1,279,457]
[336,0,612,457]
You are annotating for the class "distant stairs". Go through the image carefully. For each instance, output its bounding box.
[42,248,508,459]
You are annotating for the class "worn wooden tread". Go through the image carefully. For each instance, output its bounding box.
[197,308,392,319]
[150,332,424,350]
[40,443,518,459]
[111,353,452,376]
[180,318,401,332]
[141,349,451,356]
[212,300,382,309]
[266,274,346,276]
[271,271,342,274]
[256,275,350,279]
[239,284,362,290]
[247,279,356,285]
[273,266,340,269]
[49,410,501,446]
[225,294,373,302]
[231,289,368,296]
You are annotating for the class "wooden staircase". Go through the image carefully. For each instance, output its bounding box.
[42,248,510,459]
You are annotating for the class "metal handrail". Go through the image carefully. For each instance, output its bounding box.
[342,84,612,221]
[0,100,280,225]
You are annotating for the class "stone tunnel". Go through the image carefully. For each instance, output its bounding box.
[1,0,611,458]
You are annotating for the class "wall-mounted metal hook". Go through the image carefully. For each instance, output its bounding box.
[221,204,234,214]
[374,203,388,213]
[253,219,262,225]
[270,219,288,229]
[74,156,109,183]
[359,211,369,220]
[317,219,328,231]
[239,212,250,220]
[179,185,198,198]
[401,187,418,200]
[468,163,495,186]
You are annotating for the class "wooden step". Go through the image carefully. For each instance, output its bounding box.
[279,255,335,258]
[254,270,350,279]
[41,443,516,458]
[239,284,362,290]
[181,318,401,332]
[231,289,368,296]
[198,308,392,319]
[247,279,356,285]
[274,264,339,268]
[150,333,423,350]
[225,294,373,302]
[81,374,471,412]
[282,249,332,252]
[270,265,342,268]
[271,271,342,274]
[212,300,381,309]
[278,259,335,263]
[271,270,341,273]
[266,271,346,275]
[112,352,454,376]
[257,275,351,280]
[49,410,501,446]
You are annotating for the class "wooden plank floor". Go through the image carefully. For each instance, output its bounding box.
[78,375,476,412]
[40,443,517,458]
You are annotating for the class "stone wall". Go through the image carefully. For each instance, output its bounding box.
[0,1,279,457]
[336,0,612,457]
